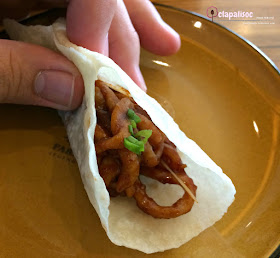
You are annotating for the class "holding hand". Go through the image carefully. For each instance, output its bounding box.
[0,0,180,110]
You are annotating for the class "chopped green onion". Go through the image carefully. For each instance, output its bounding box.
[124,136,145,154]
[128,124,134,135]
[124,138,141,155]
[127,109,141,124]
[124,110,152,155]
[127,109,135,119]
[126,135,138,144]
[135,130,152,144]
[133,114,141,124]
[137,140,145,152]
[130,119,136,129]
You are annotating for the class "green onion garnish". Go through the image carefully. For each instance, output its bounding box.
[127,109,141,124]
[128,124,134,135]
[127,109,135,119]
[137,140,145,152]
[124,138,141,155]
[134,114,141,124]
[135,130,152,144]
[126,135,138,144]
[130,119,136,129]
[124,136,144,155]
[124,109,152,155]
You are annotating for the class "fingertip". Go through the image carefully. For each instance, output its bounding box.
[141,22,181,56]
[131,66,147,92]
[122,65,147,92]
[162,23,181,55]
[136,76,147,92]
[124,0,181,56]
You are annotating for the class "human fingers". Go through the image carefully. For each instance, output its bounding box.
[124,0,181,55]
[108,0,146,90]
[66,0,117,55]
[0,39,84,110]
[1,0,116,55]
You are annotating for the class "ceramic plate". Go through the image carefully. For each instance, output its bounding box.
[0,4,279,257]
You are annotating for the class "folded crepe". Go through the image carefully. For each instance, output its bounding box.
[4,19,236,253]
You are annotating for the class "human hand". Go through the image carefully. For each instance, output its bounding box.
[0,0,180,110]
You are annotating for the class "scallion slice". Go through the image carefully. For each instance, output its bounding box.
[127,109,141,124]
[133,114,141,124]
[127,109,135,119]
[124,138,141,155]
[124,109,152,154]
[124,136,145,154]
[128,124,134,135]
[130,119,137,129]
[126,135,138,144]
[135,130,152,144]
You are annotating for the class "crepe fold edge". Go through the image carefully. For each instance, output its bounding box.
[4,18,236,254]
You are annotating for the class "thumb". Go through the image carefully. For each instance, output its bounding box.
[0,39,84,110]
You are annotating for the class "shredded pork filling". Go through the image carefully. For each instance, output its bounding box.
[94,80,197,219]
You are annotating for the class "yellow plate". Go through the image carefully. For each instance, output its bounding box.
[1,4,280,257]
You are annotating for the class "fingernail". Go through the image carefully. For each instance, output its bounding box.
[34,70,74,107]
[134,66,147,92]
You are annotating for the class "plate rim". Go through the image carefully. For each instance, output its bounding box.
[153,2,280,77]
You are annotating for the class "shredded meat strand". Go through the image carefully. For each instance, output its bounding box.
[95,124,109,142]
[136,113,163,146]
[95,98,133,154]
[161,144,187,173]
[99,156,120,186]
[116,148,140,192]
[141,142,160,167]
[133,177,196,219]
[96,80,119,112]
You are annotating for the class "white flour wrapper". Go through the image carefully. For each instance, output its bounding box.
[4,19,236,254]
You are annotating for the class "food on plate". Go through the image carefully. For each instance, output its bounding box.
[4,18,236,254]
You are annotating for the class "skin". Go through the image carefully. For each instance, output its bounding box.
[0,0,181,110]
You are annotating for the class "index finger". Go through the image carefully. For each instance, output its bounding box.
[66,0,117,55]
